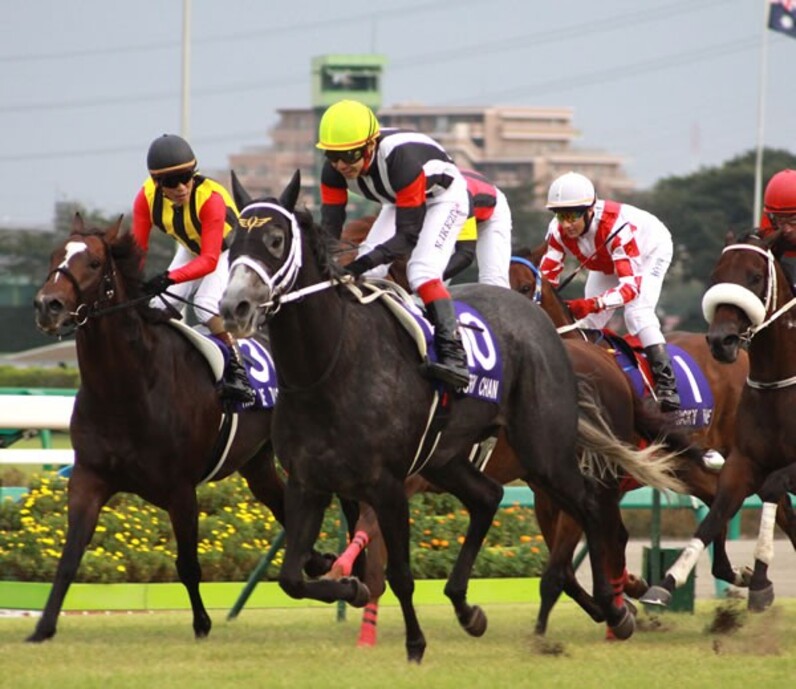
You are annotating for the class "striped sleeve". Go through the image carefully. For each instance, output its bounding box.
[597,227,641,309]
[539,228,566,287]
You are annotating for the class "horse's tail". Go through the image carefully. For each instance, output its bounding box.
[574,378,686,494]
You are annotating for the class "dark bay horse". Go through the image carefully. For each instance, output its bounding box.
[30,215,331,642]
[642,231,796,611]
[219,171,686,662]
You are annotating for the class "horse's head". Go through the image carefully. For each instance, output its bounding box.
[509,248,576,331]
[34,214,125,336]
[221,170,306,337]
[701,231,790,362]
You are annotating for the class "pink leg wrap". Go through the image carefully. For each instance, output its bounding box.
[332,530,370,577]
[357,603,379,647]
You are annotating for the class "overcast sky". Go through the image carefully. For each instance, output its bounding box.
[2,0,794,228]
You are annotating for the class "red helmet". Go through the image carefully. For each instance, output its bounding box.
[763,169,796,214]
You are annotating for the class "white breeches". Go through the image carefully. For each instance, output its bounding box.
[358,175,469,291]
[475,189,512,288]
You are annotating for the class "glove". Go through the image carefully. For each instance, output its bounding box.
[566,297,601,320]
[344,255,375,278]
[142,272,174,296]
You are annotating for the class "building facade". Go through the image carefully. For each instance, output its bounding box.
[226,102,633,212]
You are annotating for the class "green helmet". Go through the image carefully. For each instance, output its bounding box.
[316,100,380,151]
[147,134,197,176]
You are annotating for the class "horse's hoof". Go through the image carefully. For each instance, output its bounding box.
[639,585,672,608]
[734,566,753,588]
[608,607,635,641]
[344,577,371,608]
[624,574,650,599]
[623,596,638,618]
[748,584,774,612]
[406,637,426,664]
[461,605,487,637]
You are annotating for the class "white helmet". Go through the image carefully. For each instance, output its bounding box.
[546,172,596,210]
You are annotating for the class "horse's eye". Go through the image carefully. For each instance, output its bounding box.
[89,259,102,270]
[749,273,763,287]
[265,229,286,258]
[519,284,531,294]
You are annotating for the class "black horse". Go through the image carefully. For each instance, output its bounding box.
[30,214,332,642]
[219,171,686,662]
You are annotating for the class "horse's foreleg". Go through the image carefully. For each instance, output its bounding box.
[168,486,211,639]
[369,479,425,663]
[27,467,112,643]
[747,500,778,611]
[238,447,334,578]
[279,485,369,608]
[534,493,604,635]
[422,461,503,640]
[641,469,750,608]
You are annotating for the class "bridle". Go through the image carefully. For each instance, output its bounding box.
[44,237,155,335]
[702,242,796,389]
[229,202,352,393]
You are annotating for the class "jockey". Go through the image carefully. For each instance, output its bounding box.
[759,169,796,286]
[540,171,680,412]
[132,133,256,407]
[443,169,513,288]
[317,99,470,391]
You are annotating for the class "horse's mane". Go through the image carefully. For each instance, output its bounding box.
[290,204,349,281]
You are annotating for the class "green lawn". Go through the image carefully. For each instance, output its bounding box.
[0,599,794,689]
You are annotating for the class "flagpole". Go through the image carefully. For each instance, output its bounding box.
[753,0,771,223]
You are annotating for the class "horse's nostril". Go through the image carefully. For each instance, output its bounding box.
[48,299,64,314]
[234,301,251,320]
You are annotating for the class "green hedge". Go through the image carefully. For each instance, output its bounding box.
[0,365,80,389]
[0,474,547,583]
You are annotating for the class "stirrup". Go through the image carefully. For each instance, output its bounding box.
[421,358,470,392]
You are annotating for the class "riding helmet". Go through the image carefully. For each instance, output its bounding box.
[763,169,796,214]
[316,100,380,151]
[546,172,596,210]
[147,134,197,176]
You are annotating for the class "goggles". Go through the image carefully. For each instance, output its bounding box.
[156,170,195,188]
[554,209,587,223]
[324,146,367,165]
[768,212,796,228]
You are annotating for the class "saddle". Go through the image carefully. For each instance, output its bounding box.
[592,329,715,429]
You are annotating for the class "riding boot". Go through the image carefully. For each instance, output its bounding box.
[643,343,680,412]
[423,298,470,392]
[215,331,257,407]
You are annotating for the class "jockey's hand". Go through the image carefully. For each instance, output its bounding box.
[344,255,374,278]
[142,271,175,296]
[566,297,600,320]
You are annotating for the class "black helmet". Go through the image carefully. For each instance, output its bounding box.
[147,134,197,176]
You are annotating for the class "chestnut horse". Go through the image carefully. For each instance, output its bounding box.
[29,215,332,642]
[642,231,796,611]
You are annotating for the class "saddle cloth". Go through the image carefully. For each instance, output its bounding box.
[167,320,277,411]
[601,331,715,429]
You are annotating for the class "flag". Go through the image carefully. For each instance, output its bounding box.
[769,0,796,38]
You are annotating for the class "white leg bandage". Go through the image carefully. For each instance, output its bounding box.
[667,538,705,587]
[753,502,778,566]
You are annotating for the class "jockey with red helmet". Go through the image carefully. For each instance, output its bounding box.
[132,133,255,406]
[539,171,680,412]
[317,99,471,391]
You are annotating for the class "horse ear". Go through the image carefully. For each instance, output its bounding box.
[105,215,123,243]
[279,170,301,213]
[230,170,252,211]
[72,213,85,233]
[724,230,736,246]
